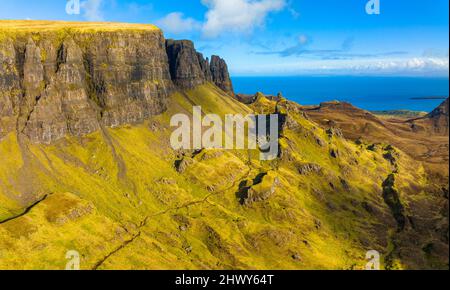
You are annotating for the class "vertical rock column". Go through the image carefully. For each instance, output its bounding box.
[165,39,207,89]
[165,39,234,95]
[210,55,234,96]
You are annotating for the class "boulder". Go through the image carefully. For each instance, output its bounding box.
[244,172,280,206]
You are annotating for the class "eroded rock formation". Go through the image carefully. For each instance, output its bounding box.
[0,28,234,143]
[210,55,234,95]
[165,39,234,95]
[166,40,208,90]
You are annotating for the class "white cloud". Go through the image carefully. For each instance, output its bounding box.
[156,12,202,34]
[81,0,104,21]
[233,57,450,76]
[351,57,449,73]
[201,0,286,38]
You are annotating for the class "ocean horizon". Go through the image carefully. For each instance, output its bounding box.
[232,76,449,112]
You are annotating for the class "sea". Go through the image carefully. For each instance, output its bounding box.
[232,76,449,112]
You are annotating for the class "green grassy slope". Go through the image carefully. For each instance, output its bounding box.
[0,84,446,269]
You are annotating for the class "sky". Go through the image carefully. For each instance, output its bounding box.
[0,0,449,76]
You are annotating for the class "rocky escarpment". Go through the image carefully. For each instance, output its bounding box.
[0,22,234,144]
[166,39,234,95]
[1,26,173,143]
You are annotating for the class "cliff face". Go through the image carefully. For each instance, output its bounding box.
[210,55,234,94]
[165,40,208,90]
[1,28,173,143]
[0,22,234,144]
[165,39,234,95]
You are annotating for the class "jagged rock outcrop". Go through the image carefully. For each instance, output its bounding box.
[235,93,258,104]
[382,174,407,231]
[197,53,213,82]
[165,40,207,90]
[326,127,344,138]
[210,55,234,95]
[165,39,234,95]
[243,172,280,206]
[0,22,235,143]
[296,163,322,175]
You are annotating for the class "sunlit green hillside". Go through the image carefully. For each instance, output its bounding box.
[0,84,446,269]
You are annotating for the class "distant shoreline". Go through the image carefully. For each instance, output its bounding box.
[232,76,448,112]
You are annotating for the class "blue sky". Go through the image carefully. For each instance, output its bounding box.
[1,0,448,76]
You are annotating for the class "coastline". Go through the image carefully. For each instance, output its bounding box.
[232,75,449,112]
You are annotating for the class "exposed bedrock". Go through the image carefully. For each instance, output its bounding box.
[0,29,234,143]
[165,39,234,95]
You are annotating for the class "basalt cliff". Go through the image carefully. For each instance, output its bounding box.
[0,21,448,270]
[0,21,233,144]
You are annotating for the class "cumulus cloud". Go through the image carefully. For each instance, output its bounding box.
[156,12,202,34]
[353,57,449,73]
[81,0,104,21]
[237,56,450,76]
[201,0,286,38]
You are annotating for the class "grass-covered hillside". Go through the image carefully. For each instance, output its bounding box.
[0,83,447,270]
